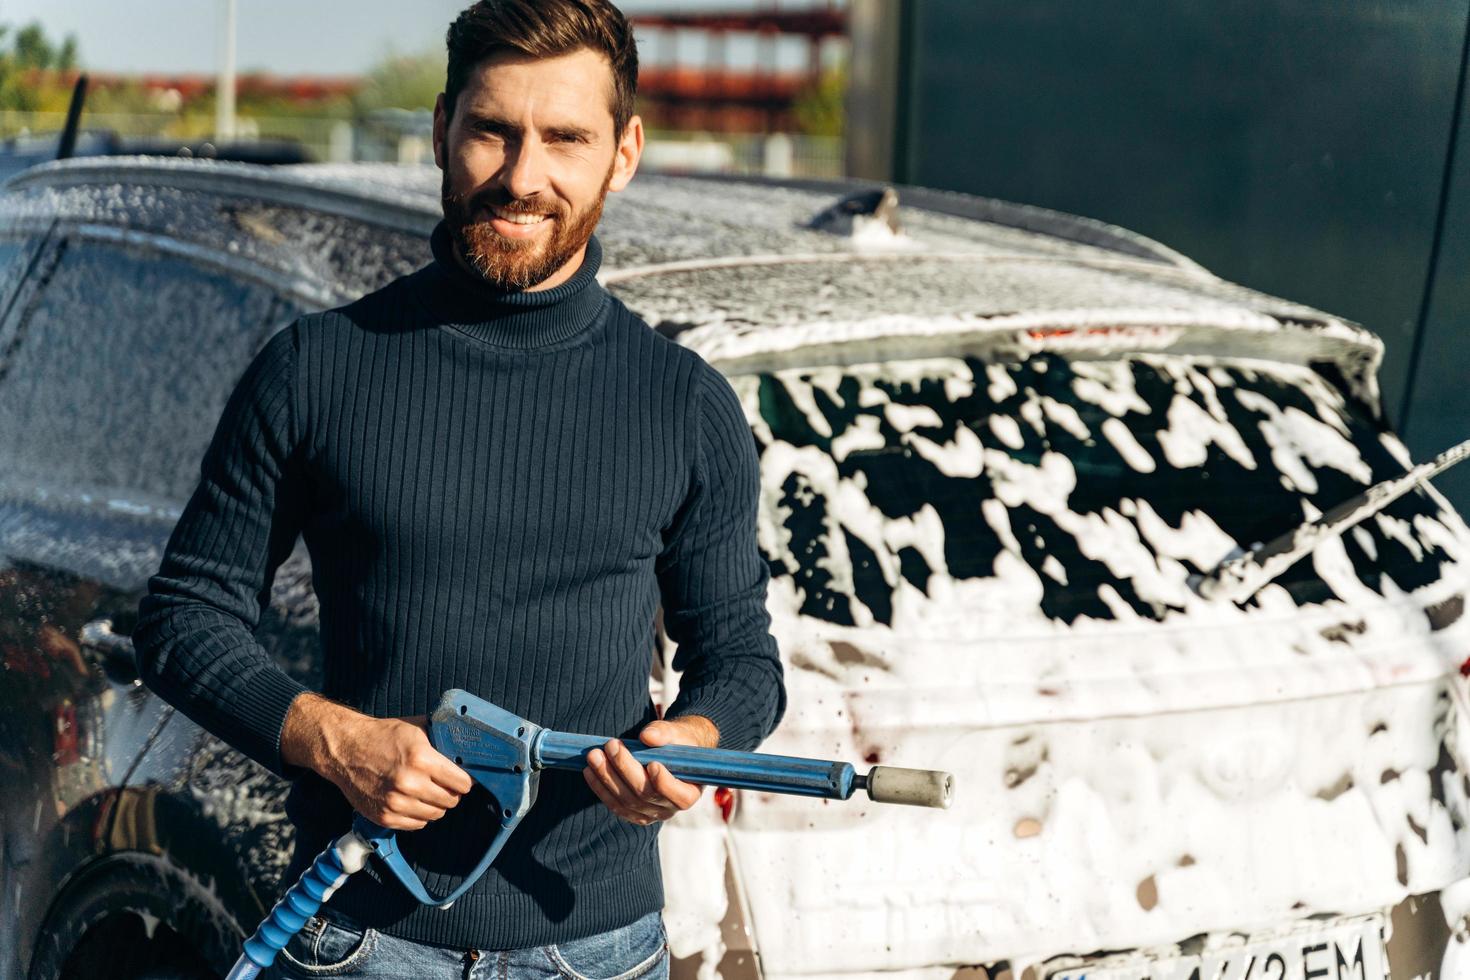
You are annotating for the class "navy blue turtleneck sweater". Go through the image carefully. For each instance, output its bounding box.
[132,220,788,950]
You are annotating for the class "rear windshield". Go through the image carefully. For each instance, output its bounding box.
[736,353,1462,633]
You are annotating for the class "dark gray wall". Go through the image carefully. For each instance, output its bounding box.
[1404,41,1470,512]
[862,0,1470,507]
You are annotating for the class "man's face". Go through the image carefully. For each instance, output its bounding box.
[433,47,643,292]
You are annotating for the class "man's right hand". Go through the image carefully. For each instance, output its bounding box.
[280,692,474,831]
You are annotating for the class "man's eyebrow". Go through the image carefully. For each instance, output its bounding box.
[462,113,596,141]
[545,124,596,141]
[462,112,517,133]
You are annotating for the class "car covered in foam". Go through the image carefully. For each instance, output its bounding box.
[1,155,1468,980]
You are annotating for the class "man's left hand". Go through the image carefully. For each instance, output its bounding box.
[583,715,719,825]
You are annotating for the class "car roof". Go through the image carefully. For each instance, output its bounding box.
[0,156,1384,404]
[1,155,1205,266]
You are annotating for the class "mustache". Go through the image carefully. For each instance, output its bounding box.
[447,188,566,220]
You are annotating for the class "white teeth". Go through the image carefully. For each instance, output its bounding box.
[491,206,548,225]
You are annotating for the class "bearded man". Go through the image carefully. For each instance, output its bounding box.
[131,2,788,976]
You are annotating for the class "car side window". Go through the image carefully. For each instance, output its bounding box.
[0,239,28,295]
[0,234,287,505]
[0,236,41,358]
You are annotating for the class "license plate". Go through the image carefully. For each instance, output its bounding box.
[1047,914,1387,980]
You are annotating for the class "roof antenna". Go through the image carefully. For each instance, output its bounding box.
[57,73,89,161]
[805,186,902,238]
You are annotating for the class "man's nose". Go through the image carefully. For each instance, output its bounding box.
[501,137,550,201]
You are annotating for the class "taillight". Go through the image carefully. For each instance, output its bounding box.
[1020,324,1182,351]
[714,786,736,822]
[54,698,79,766]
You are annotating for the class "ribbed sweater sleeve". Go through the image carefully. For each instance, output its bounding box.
[657,363,788,752]
[132,322,311,778]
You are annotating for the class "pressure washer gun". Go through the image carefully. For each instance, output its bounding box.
[225,688,955,978]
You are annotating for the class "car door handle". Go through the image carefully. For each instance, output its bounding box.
[79,618,140,686]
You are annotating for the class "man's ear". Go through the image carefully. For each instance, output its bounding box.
[432,92,448,171]
[607,113,644,193]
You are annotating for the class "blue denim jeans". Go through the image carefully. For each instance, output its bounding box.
[265,907,669,980]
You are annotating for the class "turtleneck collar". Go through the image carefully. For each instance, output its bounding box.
[414,218,607,350]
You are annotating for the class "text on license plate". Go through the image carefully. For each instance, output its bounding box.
[1047,914,1386,980]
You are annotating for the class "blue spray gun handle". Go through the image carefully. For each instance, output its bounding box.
[227,689,954,975]
[352,692,543,909]
[357,689,957,909]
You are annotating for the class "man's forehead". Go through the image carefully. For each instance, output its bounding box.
[456,48,616,128]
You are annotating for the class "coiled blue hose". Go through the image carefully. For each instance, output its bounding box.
[223,831,372,979]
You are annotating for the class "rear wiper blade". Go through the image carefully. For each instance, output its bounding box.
[1191,436,1470,603]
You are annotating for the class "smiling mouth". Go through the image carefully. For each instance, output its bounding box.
[487,204,551,226]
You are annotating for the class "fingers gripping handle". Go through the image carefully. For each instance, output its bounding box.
[864,765,955,808]
[535,732,956,808]
[536,732,859,798]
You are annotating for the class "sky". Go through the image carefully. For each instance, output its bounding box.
[9,1,844,77]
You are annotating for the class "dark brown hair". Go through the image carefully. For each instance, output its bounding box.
[444,0,639,137]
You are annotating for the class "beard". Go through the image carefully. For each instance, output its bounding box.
[440,157,613,291]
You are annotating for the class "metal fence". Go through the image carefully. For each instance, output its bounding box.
[0,110,845,178]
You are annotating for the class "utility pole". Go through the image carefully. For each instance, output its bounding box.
[215,0,237,143]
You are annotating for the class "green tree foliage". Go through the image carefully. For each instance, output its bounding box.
[0,20,82,110]
[352,49,443,116]
[12,23,77,71]
[793,63,845,138]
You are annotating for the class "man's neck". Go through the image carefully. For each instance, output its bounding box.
[418,221,607,350]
